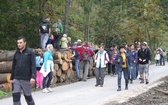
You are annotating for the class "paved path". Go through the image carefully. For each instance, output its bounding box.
[1,64,168,105]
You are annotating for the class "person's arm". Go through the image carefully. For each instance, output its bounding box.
[10,52,16,80]
[30,51,36,79]
[138,50,142,61]
[105,52,110,64]
[89,49,94,57]
[43,52,48,70]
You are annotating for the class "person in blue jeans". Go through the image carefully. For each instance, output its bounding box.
[115,46,131,91]
[128,44,138,84]
[42,44,54,93]
[71,48,80,78]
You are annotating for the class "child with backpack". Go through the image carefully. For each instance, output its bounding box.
[35,50,44,89]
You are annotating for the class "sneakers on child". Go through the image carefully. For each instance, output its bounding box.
[47,87,53,92]
[42,88,49,93]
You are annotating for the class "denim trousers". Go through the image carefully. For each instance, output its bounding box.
[75,59,80,78]
[117,68,129,88]
[43,71,52,89]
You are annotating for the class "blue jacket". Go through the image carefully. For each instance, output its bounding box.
[43,50,53,70]
[128,50,138,66]
[115,52,131,71]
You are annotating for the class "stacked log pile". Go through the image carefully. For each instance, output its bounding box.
[0,49,96,91]
[0,50,14,91]
[51,49,76,85]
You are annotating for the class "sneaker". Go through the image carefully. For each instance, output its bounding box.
[36,86,39,89]
[117,88,121,91]
[100,85,103,87]
[140,80,144,84]
[130,81,133,84]
[42,88,49,93]
[146,79,149,84]
[125,86,128,90]
[95,84,99,87]
[47,87,53,92]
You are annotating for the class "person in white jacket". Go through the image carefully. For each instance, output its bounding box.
[94,43,109,87]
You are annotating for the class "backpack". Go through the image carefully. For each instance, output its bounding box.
[95,52,108,63]
[36,56,43,67]
[40,21,49,33]
[82,48,91,61]
[52,22,60,36]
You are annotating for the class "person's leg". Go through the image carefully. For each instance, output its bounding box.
[36,71,39,88]
[39,71,43,88]
[144,64,149,84]
[131,63,136,81]
[75,59,80,78]
[107,63,111,75]
[163,57,165,65]
[79,61,84,80]
[117,69,122,91]
[54,35,59,49]
[130,66,134,83]
[46,71,53,88]
[21,80,35,105]
[12,79,22,105]
[136,64,139,79]
[139,64,145,83]
[100,68,106,86]
[42,76,47,89]
[83,61,89,81]
[155,60,157,66]
[160,56,163,65]
[95,68,100,86]
[127,66,130,81]
[112,65,115,75]
[56,34,62,50]
[123,68,129,90]
[44,33,49,48]
[40,34,45,49]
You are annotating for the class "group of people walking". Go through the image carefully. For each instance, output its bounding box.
[11,34,167,105]
[102,42,152,91]
[10,17,167,105]
[154,48,167,66]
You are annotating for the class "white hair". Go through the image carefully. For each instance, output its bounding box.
[46,44,53,51]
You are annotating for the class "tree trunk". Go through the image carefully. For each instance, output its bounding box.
[51,76,57,86]
[54,59,63,65]
[53,51,62,59]
[54,64,59,71]
[0,61,12,73]
[56,69,62,77]
[61,61,69,71]
[0,73,11,84]
[65,0,70,34]
[60,73,66,82]
[0,50,15,61]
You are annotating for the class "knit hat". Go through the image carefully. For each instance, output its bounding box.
[77,39,81,42]
[63,34,67,37]
[142,42,147,46]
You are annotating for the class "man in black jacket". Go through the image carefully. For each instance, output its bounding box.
[11,36,36,105]
[138,42,151,84]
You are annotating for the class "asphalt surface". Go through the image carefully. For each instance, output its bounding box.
[1,63,168,105]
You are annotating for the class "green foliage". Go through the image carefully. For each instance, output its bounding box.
[0,0,167,51]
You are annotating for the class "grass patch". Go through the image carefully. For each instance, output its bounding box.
[0,90,11,98]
